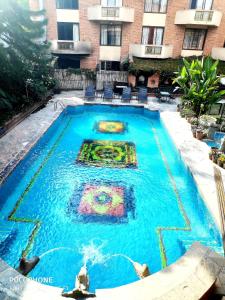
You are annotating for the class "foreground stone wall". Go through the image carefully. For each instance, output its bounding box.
[96,243,225,300]
[1,243,225,300]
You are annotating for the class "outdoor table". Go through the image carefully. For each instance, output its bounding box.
[115,85,128,95]
[160,91,171,102]
[131,92,138,100]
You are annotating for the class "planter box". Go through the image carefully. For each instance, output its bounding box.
[0,99,49,139]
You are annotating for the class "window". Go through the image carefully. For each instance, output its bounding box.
[56,0,79,9]
[101,0,122,7]
[142,27,164,45]
[57,56,80,69]
[144,0,168,13]
[100,61,121,71]
[190,0,213,10]
[57,22,79,41]
[183,29,206,50]
[100,25,122,46]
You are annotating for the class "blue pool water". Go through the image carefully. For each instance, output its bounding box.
[0,105,222,291]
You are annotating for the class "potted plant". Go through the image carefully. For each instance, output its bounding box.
[209,147,219,160]
[196,128,204,140]
[212,151,220,163]
[217,154,225,167]
[173,57,225,137]
[191,125,197,138]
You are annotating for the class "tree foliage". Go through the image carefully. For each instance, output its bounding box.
[0,0,55,121]
[173,56,225,117]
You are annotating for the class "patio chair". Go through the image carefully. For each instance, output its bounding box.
[155,88,161,102]
[103,85,114,101]
[138,88,148,103]
[121,87,131,103]
[84,85,95,100]
[168,86,179,102]
[203,131,225,148]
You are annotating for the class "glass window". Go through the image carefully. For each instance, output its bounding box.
[183,29,206,50]
[142,27,164,45]
[57,22,79,41]
[100,25,122,46]
[100,61,121,71]
[56,0,79,9]
[144,0,168,13]
[101,0,122,7]
[190,0,213,10]
[57,57,80,69]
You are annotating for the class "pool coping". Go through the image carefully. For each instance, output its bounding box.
[1,243,225,299]
[160,111,223,235]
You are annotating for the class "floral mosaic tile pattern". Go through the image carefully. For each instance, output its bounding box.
[76,140,137,168]
[95,121,126,133]
[67,180,135,223]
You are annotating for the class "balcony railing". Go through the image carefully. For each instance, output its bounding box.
[145,46,162,55]
[194,10,213,21]
[88,5,134,23]
[102,7,119,18]
[130,44,173,59]
[58,41,74,50]
[175,9,222,27]
[51,40,92,55]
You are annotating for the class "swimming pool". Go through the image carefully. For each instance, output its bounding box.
[0,105,222,292]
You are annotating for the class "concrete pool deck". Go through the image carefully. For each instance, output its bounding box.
[1,91,225,299]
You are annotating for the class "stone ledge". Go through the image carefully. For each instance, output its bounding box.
[0,258,64,300]
[160,111,222,233]
[96,243,225,300]
[1,243,225,300]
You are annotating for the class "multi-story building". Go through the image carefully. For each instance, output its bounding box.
[29,0,225,71]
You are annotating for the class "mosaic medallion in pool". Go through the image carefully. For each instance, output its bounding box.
[95,121,126,133]
[67,181,135,223]
[76,140,137,168]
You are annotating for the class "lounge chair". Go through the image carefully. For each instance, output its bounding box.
[84,85,95,100]
[138,88,148,103]
[121,87,131,102]
[155,88,162,102]
[103,85,114,101]
[203,131,225,148]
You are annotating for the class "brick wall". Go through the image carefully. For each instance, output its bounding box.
[203,0,225,55]
[29,0,40,11]
[29,0,225,68]
[80,0,100,69]
[164,0,188,58]
[121,0,144,62]
[44,0,58,41]
[164,0,225,58]
[29,0,57,40]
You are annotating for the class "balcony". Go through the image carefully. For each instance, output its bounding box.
[175,9,222,27]
[88,5,134,23]
[212,47,225,61]
[130,44,173,59]
[51,41,92,55]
